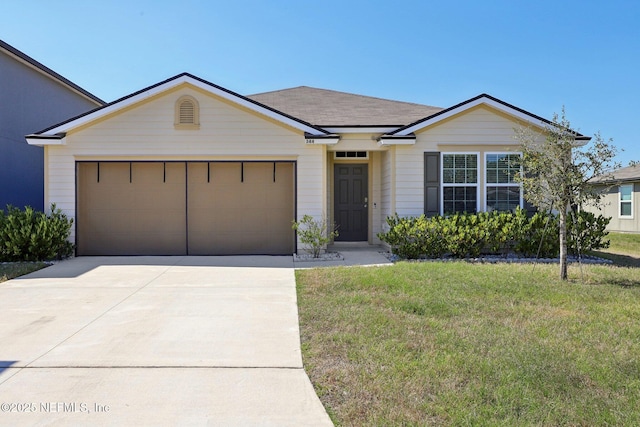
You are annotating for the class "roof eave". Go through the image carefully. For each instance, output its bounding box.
[26,133,66,146]
[377,134,417,146]
[391,94,590,141]
[323,126,402,134]
[304,133,340,145]
[31,73,330,138]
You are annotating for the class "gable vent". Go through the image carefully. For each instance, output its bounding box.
[174,95,200,129]
[179,100,195,124]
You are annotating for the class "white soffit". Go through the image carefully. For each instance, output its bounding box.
[323,126,400,134]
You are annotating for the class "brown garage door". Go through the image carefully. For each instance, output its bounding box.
[77,161,295,256]
[187,162,295,255]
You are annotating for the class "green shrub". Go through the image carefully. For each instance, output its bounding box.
[379,214,446,259]
[292,215,338,258]
[440,213,489,258]
[378,208,609,260]
[568,210,611,254]
[483,209,523,255]
[0,204,74,261]
[513,211,560,257]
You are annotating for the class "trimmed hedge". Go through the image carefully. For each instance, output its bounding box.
[378,208,610,260]
[0,204,74,261]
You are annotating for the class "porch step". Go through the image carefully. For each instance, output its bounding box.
[328,242,383,251]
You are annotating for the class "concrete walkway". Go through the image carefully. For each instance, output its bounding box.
[0,256,337,426]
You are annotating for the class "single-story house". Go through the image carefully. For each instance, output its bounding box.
[588,164,640,233]
[0,39,104,211]
[25,73,590,255]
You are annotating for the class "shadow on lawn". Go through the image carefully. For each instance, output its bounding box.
[606,278,640,288]
[591,251,640,268]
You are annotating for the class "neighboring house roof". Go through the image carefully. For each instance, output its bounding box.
[0,39,105,105]
[248,86,442,127]
[591,164,640,184]
[26,73,333,143]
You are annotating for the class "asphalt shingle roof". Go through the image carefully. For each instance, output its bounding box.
[248,86,442,127]
[592,164,640,183]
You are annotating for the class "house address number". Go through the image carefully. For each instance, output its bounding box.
[305,139,315,144]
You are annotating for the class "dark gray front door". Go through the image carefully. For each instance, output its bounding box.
[334,164,368,241]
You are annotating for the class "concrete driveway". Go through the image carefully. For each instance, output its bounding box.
[0,256,333,426]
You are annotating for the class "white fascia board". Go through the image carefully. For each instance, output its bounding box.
[37,75,325,137]
[26,134,66,146]
[377,136,416,146]
[396,97,546,136]
[323,126,400,134]
[305,135,340,145]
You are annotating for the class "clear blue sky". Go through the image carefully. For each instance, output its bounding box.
[2,0,638,164]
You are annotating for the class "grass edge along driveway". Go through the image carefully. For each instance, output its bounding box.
[0,262,47,283]
[296,233,640,426]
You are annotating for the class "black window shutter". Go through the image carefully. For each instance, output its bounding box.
[424,152,440,217]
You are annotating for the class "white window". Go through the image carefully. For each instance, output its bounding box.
[442,153,478,214]
[620,184,633,218]
[485,153,522,212]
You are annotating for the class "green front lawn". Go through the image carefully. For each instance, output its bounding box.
[0,262,48,283]
[297,239,640,425]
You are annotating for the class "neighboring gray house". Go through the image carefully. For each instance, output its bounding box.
[0,39,103,211]
[589,164,640,233]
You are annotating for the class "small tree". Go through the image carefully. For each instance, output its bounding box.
[292,215,338,258]
[515,108,618,280]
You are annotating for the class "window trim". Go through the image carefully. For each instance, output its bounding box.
[619,184,634,219]
[483,152,523,212]
[440,152,480,215]
[174,95,200,129]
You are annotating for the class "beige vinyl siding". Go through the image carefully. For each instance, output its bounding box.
[588,183,640,233]
[45,85,324,244]
[393,105,531,217]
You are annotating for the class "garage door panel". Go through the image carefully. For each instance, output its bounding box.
[128,163,186,255]
[79,161,294,256]
[77,162,186,256]
[188,162,294,255]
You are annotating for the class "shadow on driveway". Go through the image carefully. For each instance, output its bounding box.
[12,255,295,280]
